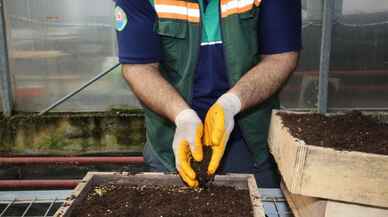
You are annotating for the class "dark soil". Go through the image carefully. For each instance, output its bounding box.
[69,184,253,217]
[279,111,388,155]
[192,146,214,187]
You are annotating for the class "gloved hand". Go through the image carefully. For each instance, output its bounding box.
[204,93,241,175]
[172,109,204,188]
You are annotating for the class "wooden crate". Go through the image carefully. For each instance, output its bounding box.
[268,110,388,208]
[54,172,265,217]
[281,182,388,217]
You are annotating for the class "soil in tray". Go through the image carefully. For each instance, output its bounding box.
[69,184,253,217]
[279,111,388,155]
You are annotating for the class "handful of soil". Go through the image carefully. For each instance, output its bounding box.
[191,146,215,188]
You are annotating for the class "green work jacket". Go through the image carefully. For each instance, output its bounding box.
[145,0,279,171]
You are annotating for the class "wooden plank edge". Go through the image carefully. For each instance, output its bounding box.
[282,181,388,217]
[54,172,95,217]
[269,111,306,193]
[281,182,327,217]
[248,175,266,217]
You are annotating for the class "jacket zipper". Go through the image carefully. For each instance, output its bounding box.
[188,3,203,107]
[218,2,252,152]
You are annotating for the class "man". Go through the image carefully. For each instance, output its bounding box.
[115,0,301,188]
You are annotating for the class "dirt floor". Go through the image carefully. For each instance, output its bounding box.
[279,111,388,155]
[69,184,253,217]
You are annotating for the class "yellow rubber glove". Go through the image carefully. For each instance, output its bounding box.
[173,109,204,188]
[204,93,241,175]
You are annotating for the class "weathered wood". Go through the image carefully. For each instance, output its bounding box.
[281,182,388,217]
[268,110,388,208]
[281,182,326,217]
[54,172,265,217]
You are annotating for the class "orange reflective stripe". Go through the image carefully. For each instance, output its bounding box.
[155,0,199,9]
[221,0,262,18]
[154,0,261,21]
[157,12,200,22]
[222,4,251,17]
[154,0,200,22]
[187,2,200,10]
[240,3,253,13]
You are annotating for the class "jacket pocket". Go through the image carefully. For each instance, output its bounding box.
[156,20,188,83]
[157,20,187,39]
[239,6,259,27]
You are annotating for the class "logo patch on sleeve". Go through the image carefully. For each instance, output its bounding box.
[115,6,127,31]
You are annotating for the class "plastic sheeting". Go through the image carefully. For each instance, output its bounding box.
[3,0,387,112]
[328,0,388,108]
[279,0,323,108]
[5,0,140,112]
[5,0,321,112]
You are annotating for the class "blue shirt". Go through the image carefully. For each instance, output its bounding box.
[115,0,302,120]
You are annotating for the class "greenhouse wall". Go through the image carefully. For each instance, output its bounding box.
[4,0,140,112]
[0,0,387,113]
[328,0,388,109]
[279,0,322,108]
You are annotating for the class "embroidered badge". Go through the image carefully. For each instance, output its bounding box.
[115,6,127,31]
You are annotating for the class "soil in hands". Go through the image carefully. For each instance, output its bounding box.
[69,184,253,217]
[191,146,214,187]
[279,111,388,155]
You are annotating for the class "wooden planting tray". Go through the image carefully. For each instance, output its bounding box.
[281,182,388,217]
[268,110,388,208]
[54,172,265,217]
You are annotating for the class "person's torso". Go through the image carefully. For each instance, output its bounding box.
[152,0,262,116]
[146,0,277,170]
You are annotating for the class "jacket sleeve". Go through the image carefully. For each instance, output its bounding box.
[115,0,161,64]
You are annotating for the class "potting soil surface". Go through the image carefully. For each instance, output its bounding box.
[279,111,388,155]
[69,184,253,217]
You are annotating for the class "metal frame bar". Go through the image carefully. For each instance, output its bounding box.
[272,200,281,217]
[0,180,80,189]
[0,190,71,201]
[0,200,64,217]
[38,63,120,116]
[0,0,13,116]
[318,0,335,113]
[0,199,14,217]
[43,198,57,217]
[0,156,144,165]
[20,198,35,217]
[283,107,388,112]
[260,189,293,217]
[0,188,292,217]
